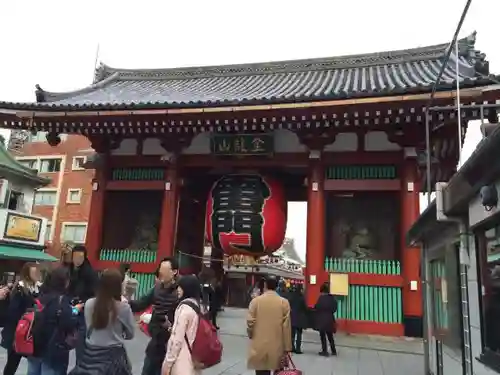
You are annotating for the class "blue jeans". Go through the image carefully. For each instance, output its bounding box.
[27,357,67,375]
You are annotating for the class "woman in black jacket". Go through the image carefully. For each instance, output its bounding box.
[1,263,41,375]
[28,266,78,375]
[287,285,309,354]
[314,283,338,357]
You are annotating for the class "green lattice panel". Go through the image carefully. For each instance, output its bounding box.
[130,272,156,298]
[325,258,402,324]
[99,249,157,263]
[325,165,397,180]
[111,168,165,181]
[431,260,448,330]
[325,258,401,275]
[335,285,403,324]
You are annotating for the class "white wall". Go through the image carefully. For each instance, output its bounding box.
[0,177,36,214]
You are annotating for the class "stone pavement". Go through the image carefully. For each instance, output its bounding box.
[1,308,425,375]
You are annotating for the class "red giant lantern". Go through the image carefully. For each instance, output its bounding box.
[205,174,287,257]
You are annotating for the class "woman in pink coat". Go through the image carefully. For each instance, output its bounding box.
[162,275,202,375]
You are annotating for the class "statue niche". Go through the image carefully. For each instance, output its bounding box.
[129,213,159,250]
[339,221,377,259]
[101,191,163,250]
[326,193,398,260]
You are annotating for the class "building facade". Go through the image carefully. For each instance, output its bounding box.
[408,109,500,375]
[0,137,55,273]
[9,131,94,256]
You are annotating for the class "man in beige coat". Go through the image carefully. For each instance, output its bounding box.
[247,276,293,375]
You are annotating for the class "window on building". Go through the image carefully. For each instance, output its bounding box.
[34,191,57,206]
[7,191,24,211]
[18,159,37,169]
[66,189,81,204]
[45,223,52,242]
[475,223,500,369]
[61,224,87,243]
[30,131,47,142]
[39,159,61,173]
[429,243,463,352]
[72,156,86,171]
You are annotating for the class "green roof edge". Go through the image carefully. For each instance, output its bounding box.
[0,143,50,186]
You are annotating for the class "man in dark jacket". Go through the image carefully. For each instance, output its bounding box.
[67,245,97,363]
[68,245,97,303]
[129,257,179,375]
[286,285,309,354]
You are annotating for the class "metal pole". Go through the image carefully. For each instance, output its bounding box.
[480,105,485,140]
[423,110,432,375]
[425,110,432,205]
[455,38,463,166]
[426,0,473,107]
[421,243,431,375]
[459,222,473,375]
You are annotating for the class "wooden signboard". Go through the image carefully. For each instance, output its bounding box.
[211,133,274,156]
[329,272,349,296]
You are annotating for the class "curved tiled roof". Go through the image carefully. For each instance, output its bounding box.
[0,141,49,186]
[3,32,498,110]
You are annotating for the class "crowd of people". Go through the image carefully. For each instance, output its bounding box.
[0,246,339,375]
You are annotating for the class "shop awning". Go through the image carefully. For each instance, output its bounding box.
[0,244,58,262]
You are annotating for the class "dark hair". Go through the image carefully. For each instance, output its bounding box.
[72,245,87,254]
[45,267,69,294]
[264,276,278,291]
[177,275,201,301]
[92,269,123,330]
[320,283,329,294]
[19,262,38,284]
[155,257,179,277]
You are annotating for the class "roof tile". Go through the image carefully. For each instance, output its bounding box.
[1,33,497,110]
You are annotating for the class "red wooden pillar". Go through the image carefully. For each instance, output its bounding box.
[157,163,180,261]
[305,161,326,307]
[85,156,108,267]
[401,161,423,335]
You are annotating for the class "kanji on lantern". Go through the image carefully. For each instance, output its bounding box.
[205,174,287,256]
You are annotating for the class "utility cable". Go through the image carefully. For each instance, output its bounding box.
[424,0,473,204]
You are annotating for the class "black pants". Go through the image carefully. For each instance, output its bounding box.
[255,371,271,375]
[141,355,161,375]
[291,327,303,350]
[319,331,337,353]
[3,349,22,375]
[210,308,218,327]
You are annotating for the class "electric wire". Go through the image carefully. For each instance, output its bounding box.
[424,0,473,205]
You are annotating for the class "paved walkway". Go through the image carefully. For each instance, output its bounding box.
[0,308,425,375]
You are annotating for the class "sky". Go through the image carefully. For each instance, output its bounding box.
[0,0,499,262]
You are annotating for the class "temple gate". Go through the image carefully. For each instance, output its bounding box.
[0,33,497,337]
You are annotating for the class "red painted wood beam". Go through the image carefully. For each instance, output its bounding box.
[96,261,156,273]
[108,151,403,169]
[336,319,405,337]
[347,273,404,288]
[105,180,165,190]
[324,179,401,191]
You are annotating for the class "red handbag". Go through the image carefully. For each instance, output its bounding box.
[275,354,302,375]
